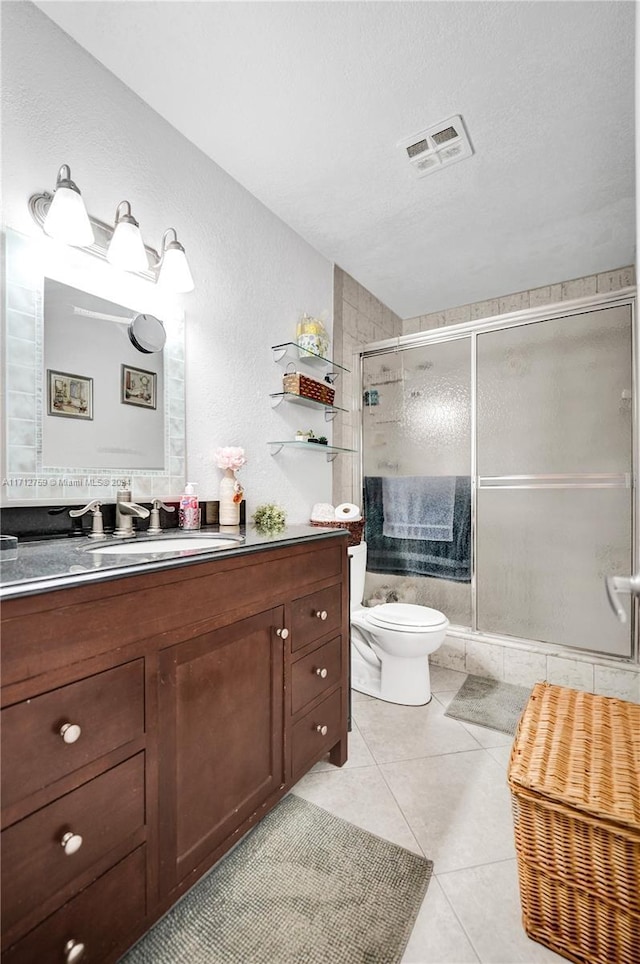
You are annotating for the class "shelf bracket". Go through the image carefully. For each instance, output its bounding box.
[271,345,288,364]
[268,442,284,456]
[326,452,339,463]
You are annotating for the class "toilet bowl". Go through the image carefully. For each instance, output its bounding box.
[348,542,448,705]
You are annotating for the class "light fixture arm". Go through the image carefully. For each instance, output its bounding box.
[157,228,184,264]
[55,164,81,195]
[28,191,161,282]
[114,200,139,227]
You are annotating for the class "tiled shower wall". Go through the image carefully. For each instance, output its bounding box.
[335,262,638,700]
[403,265,636,333]
[332,267,402,506]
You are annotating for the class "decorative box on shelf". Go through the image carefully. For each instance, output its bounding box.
[282,370,335,407]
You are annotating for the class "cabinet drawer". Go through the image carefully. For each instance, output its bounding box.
[1,753,145,937]
[3,846,146,964]
[290,584,342,653]
[291,637,342,716]
[291,688,343,777]
[2,661,144,811]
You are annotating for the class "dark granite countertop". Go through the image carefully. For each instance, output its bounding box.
[0,524,348,600]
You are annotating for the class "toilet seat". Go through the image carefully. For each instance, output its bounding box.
[366,602,448,633]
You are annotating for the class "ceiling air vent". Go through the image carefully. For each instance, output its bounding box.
[398,115,473,178]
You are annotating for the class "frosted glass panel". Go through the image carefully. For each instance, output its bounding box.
[362,339,472,626]
[477,307,632,476]
[477,488,632,657]
[363,340,471,478]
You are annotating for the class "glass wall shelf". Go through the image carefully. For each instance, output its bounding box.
[271,342,350,381]
[267,440,356,462]
[269,391,346,421]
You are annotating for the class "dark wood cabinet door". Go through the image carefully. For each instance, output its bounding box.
[158,607,285,891]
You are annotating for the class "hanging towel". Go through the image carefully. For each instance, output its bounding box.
[382,476,456,541]
[364,476,471,582]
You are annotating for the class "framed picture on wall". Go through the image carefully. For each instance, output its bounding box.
[122,364,157,409]
[47,369,93,419]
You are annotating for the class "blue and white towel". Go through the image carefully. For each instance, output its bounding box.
[382,476,456,541]
[364,476,471,582]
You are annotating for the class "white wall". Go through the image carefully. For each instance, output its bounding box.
[2,2,334,522]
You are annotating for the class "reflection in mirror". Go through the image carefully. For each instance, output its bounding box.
[129,313,167,354]
[43,280,164,470]
[3,228,186,505]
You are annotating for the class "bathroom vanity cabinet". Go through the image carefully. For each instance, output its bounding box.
[0,532,349,963]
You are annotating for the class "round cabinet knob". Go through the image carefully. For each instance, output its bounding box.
[315,610,328,621]
[61,831,83,855]
[64,939,86,964]
[60,722,82,744]
[314,667,328,679]
[316,724,328,736]
[276,627,289,639]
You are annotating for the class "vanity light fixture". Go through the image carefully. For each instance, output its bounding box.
[156,228,195,293]
[106,201,149,272]
[41,165,95,247]
[29,164,195,292]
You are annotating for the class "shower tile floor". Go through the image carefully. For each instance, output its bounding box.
[291,665,568,964]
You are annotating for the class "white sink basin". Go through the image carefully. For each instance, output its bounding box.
[88,536,242,556]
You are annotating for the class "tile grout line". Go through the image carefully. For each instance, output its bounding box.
[374,755,427,860]
[353,709,428,859]
[427,876,483,964]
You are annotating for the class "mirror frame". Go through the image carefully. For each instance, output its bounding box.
[2,228,186,505]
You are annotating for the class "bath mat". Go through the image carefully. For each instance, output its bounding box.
[121,794,433,964]
[444,674,532,735]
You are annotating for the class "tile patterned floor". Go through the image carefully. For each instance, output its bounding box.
[291,665,568,964]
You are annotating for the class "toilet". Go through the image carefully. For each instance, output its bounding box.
[348,542,449,705]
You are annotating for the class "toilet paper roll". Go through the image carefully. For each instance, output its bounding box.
[335,502,361,521]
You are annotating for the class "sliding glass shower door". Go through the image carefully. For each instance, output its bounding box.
[476,304,633,657]
[360,297,635,658]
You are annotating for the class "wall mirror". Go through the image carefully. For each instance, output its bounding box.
[3,228,186,505]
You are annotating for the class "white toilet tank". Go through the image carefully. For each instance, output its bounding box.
[348,541,367,609]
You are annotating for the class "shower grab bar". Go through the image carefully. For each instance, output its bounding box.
[605,574,640,623]
[479,473,631,489]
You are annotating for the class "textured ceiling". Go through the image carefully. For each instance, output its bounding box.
[35,1,635,318]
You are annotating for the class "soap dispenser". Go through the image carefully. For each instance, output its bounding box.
[179,483,200,530]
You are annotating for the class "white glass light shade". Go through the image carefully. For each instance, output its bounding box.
[43,187,94,247]
[107,219,149,272]
[158,246,194,293]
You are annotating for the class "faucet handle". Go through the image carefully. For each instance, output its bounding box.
[148,498,176,535]
[151,499,175,512]
[69,501,105,540]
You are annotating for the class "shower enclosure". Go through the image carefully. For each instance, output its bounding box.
[359,294,636,660]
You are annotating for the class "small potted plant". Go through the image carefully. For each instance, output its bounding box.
[252,503,287,534]
[295,429,315,442]
[317,435,328,446]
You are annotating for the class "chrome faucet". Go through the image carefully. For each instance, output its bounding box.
[114,490,150,538]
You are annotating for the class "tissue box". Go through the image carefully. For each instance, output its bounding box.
[283,371,335,406]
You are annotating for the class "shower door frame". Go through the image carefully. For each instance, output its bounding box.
[353,287,638,663]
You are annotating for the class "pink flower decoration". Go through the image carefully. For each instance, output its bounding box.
[214,446,247,471]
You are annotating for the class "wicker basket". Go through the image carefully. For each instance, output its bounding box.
[309,518,364,547]
[283,370,335,406]
[508,682,640,964]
